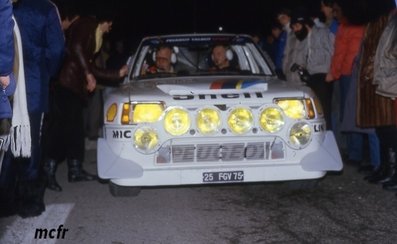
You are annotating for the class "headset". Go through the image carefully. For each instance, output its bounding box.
[152,46,177,64]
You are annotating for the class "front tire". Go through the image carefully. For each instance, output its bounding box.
[109,181,141,197]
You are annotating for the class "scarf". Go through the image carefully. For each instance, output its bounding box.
[10,17,31,157]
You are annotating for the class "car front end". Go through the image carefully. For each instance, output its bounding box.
[97,34,343,192]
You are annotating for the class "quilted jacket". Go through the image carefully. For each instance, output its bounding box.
[13,0,64,113]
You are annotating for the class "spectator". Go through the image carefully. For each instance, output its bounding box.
[340,46,381,173]
[56,0,80,31]
[268,23,283,64]
[41,1,80,192]
[2,0,65,218]
[0,0,15,218]
[83,38,111,143]
[320,0,339,34]
[352,0,397,186]
[320,0,340,140]
[324,0,368,165]
[276,8,294,81]
[289,13,334,128]
[373,10,397,191]
[251,33,265,51]
[107,39,130,70]
[0,15,31,218]
[43,12,128,192]
[0,0,16,155]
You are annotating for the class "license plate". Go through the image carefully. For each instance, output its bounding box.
[202,171,244,183]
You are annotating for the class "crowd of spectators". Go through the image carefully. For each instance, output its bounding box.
[260,0,396,194]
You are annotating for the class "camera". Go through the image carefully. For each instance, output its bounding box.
[290,63,310,83]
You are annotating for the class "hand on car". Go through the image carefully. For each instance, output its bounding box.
[86,73,96,92]
[119,65,128,77]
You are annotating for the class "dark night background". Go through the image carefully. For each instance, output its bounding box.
[63,0,320,51]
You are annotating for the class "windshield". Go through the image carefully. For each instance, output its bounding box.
[130,35,274,80]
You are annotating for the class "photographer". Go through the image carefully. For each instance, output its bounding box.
[289,12,334,128]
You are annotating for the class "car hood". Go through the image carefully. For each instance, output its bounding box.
[107,76,311,106]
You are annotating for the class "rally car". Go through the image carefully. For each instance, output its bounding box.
[97,34,343,196]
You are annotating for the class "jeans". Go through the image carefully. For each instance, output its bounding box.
[339,75,351,123]
[347,132,380,168]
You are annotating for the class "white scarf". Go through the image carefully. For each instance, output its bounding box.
[10,17,31,157]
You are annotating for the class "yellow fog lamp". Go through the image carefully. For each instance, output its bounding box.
[106,103,117,122]
[259,107,285,133]
[132,103,164,123]
[227,107,253,134]
[196,108,221,135]
[164,107,191,136]
[133,126,159,153]
[289,122,312,148]
[275,99,305,119]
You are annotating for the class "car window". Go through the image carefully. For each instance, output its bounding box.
[130,36,274,80]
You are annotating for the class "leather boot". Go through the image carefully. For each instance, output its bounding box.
[67,159,96,182]
[43,159,62,192]
[365,162,387,183]
[382,149,397,190]
[366,162,395,184]
[383,179,397,191]
[367,148,396,184]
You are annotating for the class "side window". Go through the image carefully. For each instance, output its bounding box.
[139,48,153,75]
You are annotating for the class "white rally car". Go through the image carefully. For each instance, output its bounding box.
[98,34,343,196]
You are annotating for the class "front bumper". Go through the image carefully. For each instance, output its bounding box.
[97,131,343,186]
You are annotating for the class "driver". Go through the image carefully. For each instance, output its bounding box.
[146,45,175,74]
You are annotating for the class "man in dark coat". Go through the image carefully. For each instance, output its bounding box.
[43,13,127,192]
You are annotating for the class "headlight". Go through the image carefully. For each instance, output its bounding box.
[106,103,117,122]
[133,126,159,153]
[164,107,191,136]
[289,122,312,148]
[132,103,164,123]
[259,107,285,133]
[275,99,305,119]
[196,108,221,135]
[227,107,253,134]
